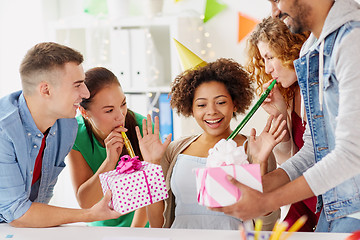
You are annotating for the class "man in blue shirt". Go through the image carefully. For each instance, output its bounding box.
[0,42,121,227]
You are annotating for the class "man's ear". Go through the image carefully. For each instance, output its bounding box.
[39,82,51,97]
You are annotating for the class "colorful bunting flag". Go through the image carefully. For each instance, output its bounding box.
[204,0,227,23]
[83,0,108,16]
[238,12,259,43]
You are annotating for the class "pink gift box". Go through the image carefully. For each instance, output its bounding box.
[195,164,262,207]
[99,162,168,214]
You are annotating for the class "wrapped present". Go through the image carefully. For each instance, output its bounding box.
[195,164,262,207]
[99,155,168,214]
[195,139,262,207]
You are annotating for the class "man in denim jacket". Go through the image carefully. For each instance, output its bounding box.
[212,0,360,232]
[0,42,121,227]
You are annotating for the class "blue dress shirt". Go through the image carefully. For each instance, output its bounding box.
[0,91,77,223]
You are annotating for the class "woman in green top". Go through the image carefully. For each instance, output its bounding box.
[68,67,148,227]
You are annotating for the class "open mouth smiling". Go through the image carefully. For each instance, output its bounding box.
[205,118,223,124]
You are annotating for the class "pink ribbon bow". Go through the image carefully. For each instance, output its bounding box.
[116,155,142,174]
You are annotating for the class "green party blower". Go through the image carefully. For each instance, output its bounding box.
[227,79,277,140]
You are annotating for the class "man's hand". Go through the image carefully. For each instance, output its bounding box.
[10,190,122,228]
[210,174,314,221]
[89,190,122,221]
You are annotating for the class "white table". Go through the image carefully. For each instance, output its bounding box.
[0,224,350,240]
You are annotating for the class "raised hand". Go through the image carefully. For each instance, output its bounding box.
[104,126,127,165]
[136,114,172,165]
[248,114,287,168]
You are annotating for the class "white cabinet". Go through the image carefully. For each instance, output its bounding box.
[49,15,204,139]
[48,15,112,70]
[109,15,203,89]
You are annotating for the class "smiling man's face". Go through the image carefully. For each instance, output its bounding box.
[269,0,312,34]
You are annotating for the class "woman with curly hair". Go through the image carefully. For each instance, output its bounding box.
[140,58,286,230]
[246,16,309,165]
[246,17,318,232]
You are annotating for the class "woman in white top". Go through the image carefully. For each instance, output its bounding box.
[138,58,287,230]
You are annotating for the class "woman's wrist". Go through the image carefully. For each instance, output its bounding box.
[144,157,161,165]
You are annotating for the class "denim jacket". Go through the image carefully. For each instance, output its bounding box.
[280,0,360,221]
[0,91,77,223]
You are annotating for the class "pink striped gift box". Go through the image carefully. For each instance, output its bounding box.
[195,164,262,207]
[99,162,168,214]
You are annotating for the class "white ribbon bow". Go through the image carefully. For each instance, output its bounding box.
[206,139,248,167]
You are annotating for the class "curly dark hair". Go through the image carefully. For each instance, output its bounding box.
[170,58,254,117]
[246,17,309,106]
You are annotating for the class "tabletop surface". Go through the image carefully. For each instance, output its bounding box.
[0,224,351,240]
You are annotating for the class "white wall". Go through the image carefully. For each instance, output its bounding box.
[0,0,54,97]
